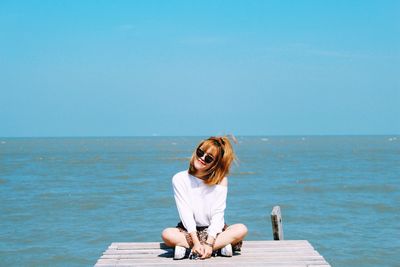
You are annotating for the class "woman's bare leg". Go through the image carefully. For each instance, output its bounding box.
[213,223,248,250]
[161,228,190,248]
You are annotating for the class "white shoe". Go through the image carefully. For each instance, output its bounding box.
[173,245,186,260]
[220,244,232,257]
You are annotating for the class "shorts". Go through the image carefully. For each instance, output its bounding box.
[175,221,242,251]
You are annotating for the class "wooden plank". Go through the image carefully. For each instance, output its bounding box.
[236,241,311,247]
[109,258,328,264]
[100,251,321,259]
[100,251,324,258]
[103,249,172,255]
[109,240,312,250]
[95,261,327,266]
[109,240,311,246]
[95,240,331,267]
[271,206,284,240]
[95,262,327,267]
[101,251,320,258]
[95,255,330,266]
[95,258,328,265]
[96,263,312,267]
[97,255,328,263]
[95,263,326,267]
[103,247,317,255]
[109,240,310,249]
[109,242,168,249]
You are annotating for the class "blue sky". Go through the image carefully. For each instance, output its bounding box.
[1,0,399,136]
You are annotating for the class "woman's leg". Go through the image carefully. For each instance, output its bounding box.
[161,228,190,248]
[213,223,248,250]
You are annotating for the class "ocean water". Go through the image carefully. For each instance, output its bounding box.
[0,136,399,267]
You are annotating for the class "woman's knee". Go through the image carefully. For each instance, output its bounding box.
[161,228,176,242]
[234,223,248,239]
[239,223,248,236]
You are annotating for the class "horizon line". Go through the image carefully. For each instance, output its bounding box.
[0,134,399,139]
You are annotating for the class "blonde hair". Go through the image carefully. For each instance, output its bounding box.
[188,136,236,185]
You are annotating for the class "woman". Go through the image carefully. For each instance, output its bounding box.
[161,136,248,260]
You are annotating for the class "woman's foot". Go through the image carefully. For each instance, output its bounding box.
[220,244,232,257]
[173,246,187,260]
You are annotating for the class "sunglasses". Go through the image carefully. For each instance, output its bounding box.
[196,148,215,164]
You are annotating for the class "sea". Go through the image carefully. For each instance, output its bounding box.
[0,136,399,267]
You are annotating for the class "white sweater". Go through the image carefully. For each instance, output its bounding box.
[172,170,227,238]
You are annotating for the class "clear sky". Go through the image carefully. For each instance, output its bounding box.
[1,0,399,137]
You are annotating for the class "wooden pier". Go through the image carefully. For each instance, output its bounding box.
[95,240,330,266]
[95,207,330,266]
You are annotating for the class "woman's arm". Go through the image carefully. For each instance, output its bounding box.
[172,174,197,234]
[173,174,205,254]
[207,177,228,239]
[199,177,228,259]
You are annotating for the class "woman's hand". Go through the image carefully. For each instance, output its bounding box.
[191,242,204,258]
[200,236,215,259]
[200,244,213,259]
[190,232,204,257]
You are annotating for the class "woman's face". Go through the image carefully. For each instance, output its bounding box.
[193,145,217,173]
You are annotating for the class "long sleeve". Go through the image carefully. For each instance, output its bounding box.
[207,185,228,238]
[172,174,197,233]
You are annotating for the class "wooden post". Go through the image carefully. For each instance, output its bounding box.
[271,206,284,240]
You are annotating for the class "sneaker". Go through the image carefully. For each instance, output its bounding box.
[220,244,232,257]
[188,251,200,260]
[173,246,187,260]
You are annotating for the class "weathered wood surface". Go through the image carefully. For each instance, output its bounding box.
[95,240,331,266]
[271,206,284,240]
